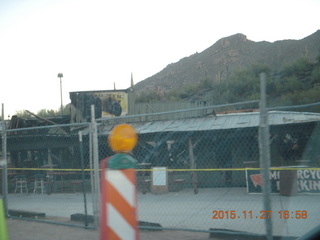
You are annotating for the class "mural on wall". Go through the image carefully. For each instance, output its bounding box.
[70,90,129,123]
[93,91,128,117]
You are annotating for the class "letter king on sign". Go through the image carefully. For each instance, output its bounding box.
[100,155,139,240]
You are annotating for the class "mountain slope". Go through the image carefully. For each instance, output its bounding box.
[134,30,320,94]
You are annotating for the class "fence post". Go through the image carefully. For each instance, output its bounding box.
[79,131,89,227]
[1,103,8,216]
[259,72,273,240]
[91,105,100,228]
[89,122,95,225]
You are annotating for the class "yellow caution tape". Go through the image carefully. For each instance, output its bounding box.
[4,167,320,172]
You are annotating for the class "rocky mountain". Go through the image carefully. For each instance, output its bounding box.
[134,30,320,94]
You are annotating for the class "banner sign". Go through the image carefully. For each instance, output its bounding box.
[152,167,167,186]
[246,168,320,193]
[93,91,128,117]
[70,90,129,123]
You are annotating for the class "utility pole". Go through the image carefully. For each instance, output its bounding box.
[58,73,63,115]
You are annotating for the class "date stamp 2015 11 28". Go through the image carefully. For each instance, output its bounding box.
[212,210,308,220]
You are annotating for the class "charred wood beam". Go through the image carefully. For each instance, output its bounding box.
[25,110,67,134]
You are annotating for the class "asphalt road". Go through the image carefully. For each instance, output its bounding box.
[5,187,320,239]
[6,218,213,240]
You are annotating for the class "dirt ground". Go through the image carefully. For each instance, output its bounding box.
[6,218,214,240]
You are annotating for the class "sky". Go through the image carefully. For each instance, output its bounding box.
[0,0,319,118]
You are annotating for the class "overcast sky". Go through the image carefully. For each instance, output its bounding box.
[0,0,319,118]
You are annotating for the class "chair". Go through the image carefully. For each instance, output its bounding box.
[33,174,46,194]
[14,175,28,194]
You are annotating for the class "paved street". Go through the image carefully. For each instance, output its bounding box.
[6,187,320,238]
[7,218,213,240]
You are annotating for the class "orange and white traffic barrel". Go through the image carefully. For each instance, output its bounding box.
[100,124,139,240]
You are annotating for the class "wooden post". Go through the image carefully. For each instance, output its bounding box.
[189,138,198,194]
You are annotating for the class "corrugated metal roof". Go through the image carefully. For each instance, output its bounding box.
[99,111,320,135]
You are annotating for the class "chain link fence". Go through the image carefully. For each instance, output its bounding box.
[1,123,96,228]
[1,99,320,238]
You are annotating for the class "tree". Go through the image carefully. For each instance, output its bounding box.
[37,109,56,117]
[14,110,32,118]
[15,105,70,118]
[311,67,320,85]
[281,56,313,78]
[316,48,320,66]
[135,56,320,113]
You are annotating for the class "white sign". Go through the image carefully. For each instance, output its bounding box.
[152,167,167,186]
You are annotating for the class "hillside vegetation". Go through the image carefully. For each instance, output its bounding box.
[136,51,320,111]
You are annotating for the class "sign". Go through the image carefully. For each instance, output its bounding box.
[70,90,129,123]
[151,167,168,194]
[246,168,320,193]
[93,91,128,117]
[152,167,167,186]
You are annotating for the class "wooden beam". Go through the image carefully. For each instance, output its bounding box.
[25,110,67,134]
[189,138,198,194]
